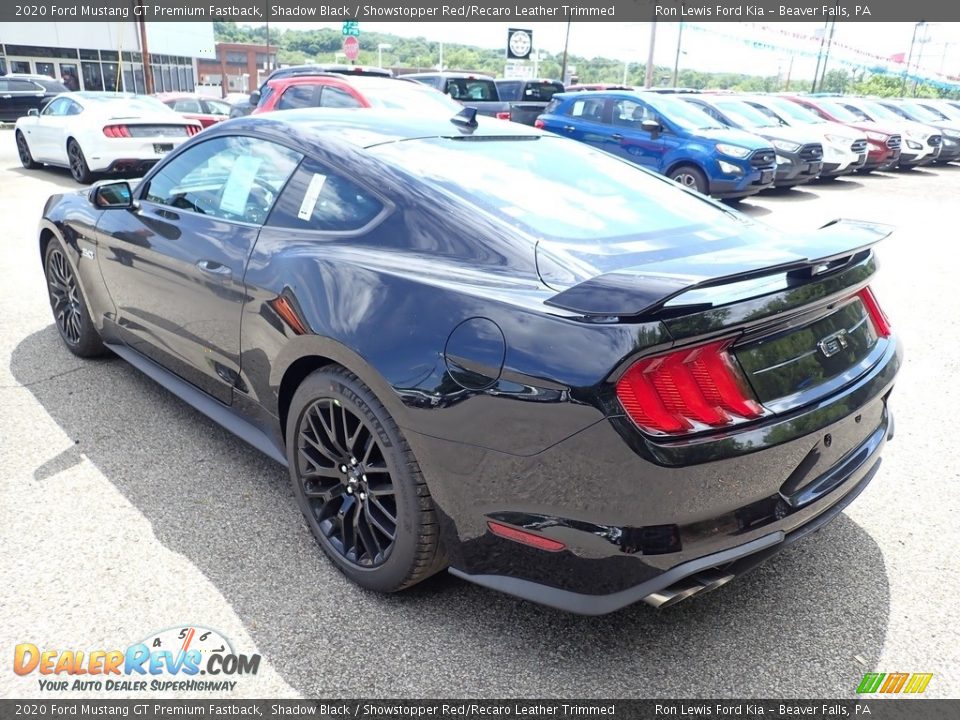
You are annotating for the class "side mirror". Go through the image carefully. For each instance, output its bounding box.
[248,90,260,106]
[91,181,133,209]
[27,108,39,117]
[641,118,662,137]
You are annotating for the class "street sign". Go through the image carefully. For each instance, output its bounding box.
[343,35,360,62]
[342,21,359,37]
[506,28,533,60]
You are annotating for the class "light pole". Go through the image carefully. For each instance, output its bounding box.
[560,18,571,85]
[902,21,925,96]
[644,22,657,88]
[377,43,392,69]
[671,21,684,87]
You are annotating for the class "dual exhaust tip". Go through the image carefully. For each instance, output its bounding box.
[643,568,735,609]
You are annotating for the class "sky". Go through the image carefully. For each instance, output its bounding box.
[262,21,960,81]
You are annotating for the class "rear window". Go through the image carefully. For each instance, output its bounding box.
[362,84,461,114]
[444,78,498,102]
[496,81,522,101]
[369,136,733,242]
[520,82,565,102]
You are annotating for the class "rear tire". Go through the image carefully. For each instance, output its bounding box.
[16,131,38,169]
[44,237,108,358]
[67,139,94,184]
[286,366,447,593]
[671,164,708,195]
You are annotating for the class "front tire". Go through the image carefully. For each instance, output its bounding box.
[44,238,107,358]
[16,131,38,169]
[671,164,708,194]
[286,367,446,593]
[67,139,94,183]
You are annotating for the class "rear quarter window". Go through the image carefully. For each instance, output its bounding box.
[267,157,385,233]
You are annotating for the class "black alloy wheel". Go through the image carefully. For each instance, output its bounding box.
[287,367,446,592]
[16,131,38,169]
[67,139,93,183]
[44,240,107,357]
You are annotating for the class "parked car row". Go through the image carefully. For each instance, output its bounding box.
[534,88,960,199]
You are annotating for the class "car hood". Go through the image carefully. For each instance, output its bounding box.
[692,126,772,150]
[536,218,892,316]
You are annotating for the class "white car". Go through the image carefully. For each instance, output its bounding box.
[836,97,942,168]
[740,95,869,177]
[14,92,202,183]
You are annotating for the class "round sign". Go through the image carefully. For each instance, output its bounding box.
[343,35,360,62]
[508,30,532,59]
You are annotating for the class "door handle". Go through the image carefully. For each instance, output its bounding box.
[611,133,623,141]
[196,260,232,278]
[563,124,575,132]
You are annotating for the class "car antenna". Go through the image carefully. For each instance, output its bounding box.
[450,107,478,129]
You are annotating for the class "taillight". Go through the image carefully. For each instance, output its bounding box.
[616,338,764,435]
[858,286,891,337]
[186,125,201,136]
[102,125,131,138]
[534,118,545,129]
[495,111,511,121]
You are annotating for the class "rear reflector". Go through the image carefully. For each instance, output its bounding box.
[487,521,565,552]
[534,118,545,129]
[857,286,891,337]
[495,111,511,120]
[616,338,764,435]
[103,125,131,138]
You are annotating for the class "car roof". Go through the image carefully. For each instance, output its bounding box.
[225,108,543,149]
[405,72,495,80]
[268,75,416,91]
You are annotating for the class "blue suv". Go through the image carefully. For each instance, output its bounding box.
[537,91,777,199]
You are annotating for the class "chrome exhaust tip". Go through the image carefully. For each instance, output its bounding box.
[643,569,735,609]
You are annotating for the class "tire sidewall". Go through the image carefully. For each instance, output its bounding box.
[673,164,707,194]
[16,131,35,168]
[44,236,103,356]
[68,140,91,183]
[285,369,423,592]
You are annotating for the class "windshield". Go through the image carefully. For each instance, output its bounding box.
[369,135,735,243]
[857,100,901,123]
[920,102,960,121]
[712,99,777,128]
[899,101,942,123]
[755,97,825,125]
[812,99,860,122]
[364,85,462,114]
[646,94,726,130]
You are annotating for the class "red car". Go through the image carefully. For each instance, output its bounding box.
[782,95,902,172]
[154,93,232,128]
[251,74,460,116]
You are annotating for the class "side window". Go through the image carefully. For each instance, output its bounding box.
[9,80,39,92]
[66,100,83,116]
[277,85,317,110]
[267,157,385,233]
[567,97,606,123]
[144,136,302,225]
[173,98,203,113]
[320,86,362,109]
[42,98,70,116]
[612,99,648,127]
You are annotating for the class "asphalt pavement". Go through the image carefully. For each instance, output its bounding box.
[1,135,957,699]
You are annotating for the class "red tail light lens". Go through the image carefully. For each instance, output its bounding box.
[102,125,131,138]
[495,111,511,120]
[616,338,764,435]
[534,118,545,129]
[487,521,565,552]
[857,286,891,337]
[186,125,201,136]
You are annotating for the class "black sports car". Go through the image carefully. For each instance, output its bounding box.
[38,109,901,614]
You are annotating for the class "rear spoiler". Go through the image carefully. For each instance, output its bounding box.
[544,219,892,318]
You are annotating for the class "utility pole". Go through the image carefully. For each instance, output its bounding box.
[560,18,571,85]
[136,0,153,94]
[902,22,924,96]
[784,55,793,91]
[644,22,657,88]
[818,20,837,92]
[671,21,684,87]
[811,20,829,92]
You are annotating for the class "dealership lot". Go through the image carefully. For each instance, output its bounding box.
[1,136,958,699]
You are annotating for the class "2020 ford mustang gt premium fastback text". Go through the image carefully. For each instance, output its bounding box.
[39,109,901,614]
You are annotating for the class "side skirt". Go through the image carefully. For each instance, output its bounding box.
[104,341,288,467]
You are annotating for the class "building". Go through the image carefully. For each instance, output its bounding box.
[196,43,278,96]
[0,22,215,94]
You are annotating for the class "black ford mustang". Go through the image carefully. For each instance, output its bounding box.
[38,109,901,614]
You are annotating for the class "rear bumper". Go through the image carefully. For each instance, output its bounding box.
[422,335,901,615]
[86,137,190,173]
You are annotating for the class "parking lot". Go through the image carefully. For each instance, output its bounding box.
[1,134,958,699]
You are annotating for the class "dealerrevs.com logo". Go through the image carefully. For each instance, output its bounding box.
[13,625,260,692]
